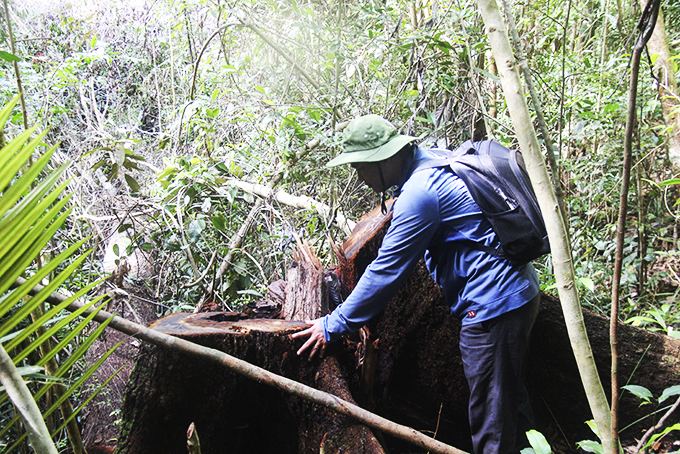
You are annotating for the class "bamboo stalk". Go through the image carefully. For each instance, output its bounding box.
[17,277,467,454]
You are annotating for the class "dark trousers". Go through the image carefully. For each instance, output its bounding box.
[459,295,540,454]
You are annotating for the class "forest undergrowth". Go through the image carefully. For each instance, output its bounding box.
[1,0,679,451]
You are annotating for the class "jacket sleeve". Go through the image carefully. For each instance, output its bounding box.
[322,180,441,342]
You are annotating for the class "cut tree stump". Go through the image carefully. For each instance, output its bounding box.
[116,239,386,454]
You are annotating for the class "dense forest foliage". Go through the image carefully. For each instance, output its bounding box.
[1,0,679,451]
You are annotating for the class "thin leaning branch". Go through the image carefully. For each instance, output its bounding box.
[227,178,356,236]
[2,0,28,131]
[190,23,236,100]
[634,395,680,453]
[17,277,467,454]
[500,0,567,224]
[611,1,661,449]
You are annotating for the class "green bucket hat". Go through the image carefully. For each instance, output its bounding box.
[326,114,418,168]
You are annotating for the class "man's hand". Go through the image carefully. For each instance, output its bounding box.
[291,318,327,360]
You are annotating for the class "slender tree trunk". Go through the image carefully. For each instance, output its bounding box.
[500,0,568,230]
[475,1,616,453]
[612,2,660,451]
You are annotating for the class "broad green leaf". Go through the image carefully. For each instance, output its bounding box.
[525,430,552,454]
[622,385,653,403]
[585,420,600,438]
[474,66,500,83]
[0,50,21,62]
[140,242,154,251]
[659,385,680,403]
[114,143,126,166]
[576,440,603,454]
[578,277,595,292]
[125,173,140,192]
[212,215,227,231]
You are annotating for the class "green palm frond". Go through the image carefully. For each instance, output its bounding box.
[0,96,120,452]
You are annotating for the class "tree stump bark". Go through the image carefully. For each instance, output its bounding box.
[283,235,328,321]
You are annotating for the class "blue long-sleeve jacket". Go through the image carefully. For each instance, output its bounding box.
[322,146,540,342]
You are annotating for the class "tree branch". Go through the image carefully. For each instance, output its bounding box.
[198,138,323,311]
[16,277,467,454]
[227,178,355,236]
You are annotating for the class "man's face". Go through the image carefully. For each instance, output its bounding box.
[351,162,384,192]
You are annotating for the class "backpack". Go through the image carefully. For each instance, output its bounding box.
[416,139,550,265]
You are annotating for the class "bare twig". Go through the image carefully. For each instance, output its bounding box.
[183,249,219,289]
[634,395,680,453]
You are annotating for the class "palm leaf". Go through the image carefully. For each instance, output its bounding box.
[0,96,119,452]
